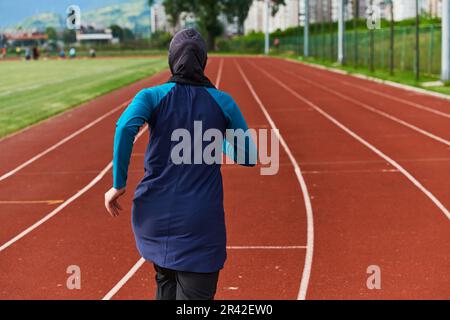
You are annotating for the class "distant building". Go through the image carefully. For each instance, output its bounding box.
[422,0,442,18]
[5,32,48,47]
[391,0,416,20]
[270,0,301,30]
[143,0,442,38]
[76,27,117,45]
[389,0,441,21]
[243,0,351,34]
[151,3,169,32]
[244,0,265,33]
[243,0,442,34]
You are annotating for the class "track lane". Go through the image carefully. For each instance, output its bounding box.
[104,57,309,300]
[111,249,308,300]
[240,57,450,299]
[249,58,450,215]
[0,141,146,298]
[0,60,218,299]
[0,72,173,246]
[234,60,313,300]
[2,56,449,300]
[4,57,298,300]
[261,59,450,144]
[0,70,170,177]
[282,59,450,115]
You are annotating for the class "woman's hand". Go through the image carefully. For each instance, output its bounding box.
[104,187,126,217]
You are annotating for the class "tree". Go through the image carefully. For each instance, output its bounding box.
[123,28,135,41]
[163,0,286,50]
[222,0,285,36]
[163,0,222,49]
[222,0,252,35]
[110,24,124,42]
[45,27,57,41]
[163,0,192,29]
[62,29,76,44]
[269,0,285,17]
[194,0,223,50]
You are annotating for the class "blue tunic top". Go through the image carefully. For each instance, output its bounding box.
[113,82,256,272]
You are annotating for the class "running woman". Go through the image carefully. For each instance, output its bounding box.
[104,29,257,300]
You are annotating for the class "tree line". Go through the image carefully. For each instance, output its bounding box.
[158,0,285,50]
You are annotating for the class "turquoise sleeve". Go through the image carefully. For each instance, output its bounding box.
[206,88,257,166]
[113,83,175,189]
[113,90,150,189]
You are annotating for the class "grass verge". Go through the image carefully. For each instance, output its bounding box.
[0,57,168,138]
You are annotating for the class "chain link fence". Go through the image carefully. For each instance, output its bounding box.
[268,24,441,77]
[216,0,443,80]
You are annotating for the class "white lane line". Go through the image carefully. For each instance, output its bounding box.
[301,168,399,174]
[0,164,111,252]
[102,258,146,301]
[250,60,450,220]
[0,126,148,253]
[227,245,307,249]
[0,100,130,182]
[215,58,224,89]
[278,67,450,147]
[0,200,64,205]
[339,78,450,119]
[0,164,400,175]
[298,157,450,165]
[287,60,450,119]
[235,60,314,301]
[102,245,307,300]
[104,62,308,300]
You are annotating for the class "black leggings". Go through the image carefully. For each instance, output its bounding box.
[153,264,220,300]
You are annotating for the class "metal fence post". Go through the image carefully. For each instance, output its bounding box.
[338,0,345,64]
[304,0,310,57]
[442,0,450,81]
[264,0,270,55]
[389,0,394,75]
[354,0,359,67]
[415,0,420,81]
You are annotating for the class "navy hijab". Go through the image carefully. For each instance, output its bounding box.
[168,28,215,88]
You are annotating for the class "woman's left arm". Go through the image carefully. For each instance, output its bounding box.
[105,90,151,217]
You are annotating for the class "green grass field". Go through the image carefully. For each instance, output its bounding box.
[0,57,168,138]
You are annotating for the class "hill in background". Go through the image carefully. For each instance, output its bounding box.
[2,0,153,37]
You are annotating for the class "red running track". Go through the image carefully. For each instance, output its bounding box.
[0,57,449,299]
